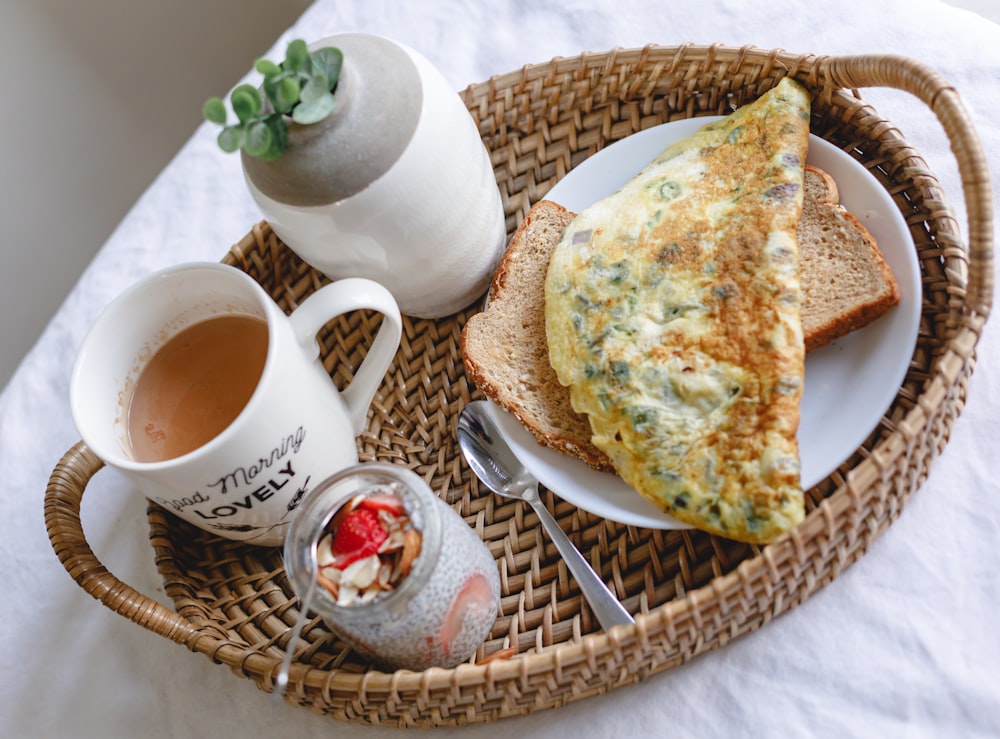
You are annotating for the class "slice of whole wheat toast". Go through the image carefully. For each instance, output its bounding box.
[799,166,901,351]
[460,167,900,472]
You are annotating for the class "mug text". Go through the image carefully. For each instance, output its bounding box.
[206,426,306,494]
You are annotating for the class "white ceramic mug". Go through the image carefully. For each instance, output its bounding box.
[70,262,402,546]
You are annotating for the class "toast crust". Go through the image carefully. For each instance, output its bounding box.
[460,202,614,470]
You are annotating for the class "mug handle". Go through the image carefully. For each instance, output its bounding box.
[288,277,403,434]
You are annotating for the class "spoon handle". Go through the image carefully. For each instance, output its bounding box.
[528,490,635,630]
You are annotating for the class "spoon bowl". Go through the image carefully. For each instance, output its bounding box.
[457,401,634,630]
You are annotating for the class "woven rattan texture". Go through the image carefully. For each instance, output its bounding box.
[45,45,991,726]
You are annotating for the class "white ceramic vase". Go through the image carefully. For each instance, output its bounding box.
[242,33,506,318]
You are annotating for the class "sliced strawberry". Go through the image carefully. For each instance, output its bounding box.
[357,492,407,517]
[330,507,388,567]
[438,572,496,659]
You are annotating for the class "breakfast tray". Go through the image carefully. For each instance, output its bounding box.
[45,46,992,726]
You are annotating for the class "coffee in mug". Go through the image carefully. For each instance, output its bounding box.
[126,314,269,463]
[71,262,402,546]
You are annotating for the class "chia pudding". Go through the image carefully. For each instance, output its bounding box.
[284,463,500,671]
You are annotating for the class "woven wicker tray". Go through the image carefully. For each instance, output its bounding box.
[45,45,992,727]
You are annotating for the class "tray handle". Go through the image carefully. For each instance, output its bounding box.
[44,442,203,646]
[823,53,993,322]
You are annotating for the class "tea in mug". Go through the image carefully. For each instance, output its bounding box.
[126,314,268,462]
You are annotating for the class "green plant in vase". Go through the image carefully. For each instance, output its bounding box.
[203,39,343,160]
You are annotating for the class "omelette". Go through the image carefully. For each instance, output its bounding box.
[544,78,810,544]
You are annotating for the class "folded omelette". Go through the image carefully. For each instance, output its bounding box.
[544,78,810,543]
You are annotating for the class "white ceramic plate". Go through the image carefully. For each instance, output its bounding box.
[488,117,922,530]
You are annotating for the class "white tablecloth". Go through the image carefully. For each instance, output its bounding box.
[3,1,998,737]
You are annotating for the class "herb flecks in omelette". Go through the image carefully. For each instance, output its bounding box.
[544,78,811,544]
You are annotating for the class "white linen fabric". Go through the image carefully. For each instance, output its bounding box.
[2,1,998,737]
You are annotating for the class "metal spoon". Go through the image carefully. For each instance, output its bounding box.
[272,570,317,703]
[457,401,634,630]
[272,502,339,703]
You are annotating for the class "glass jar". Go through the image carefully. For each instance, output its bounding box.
[284,462,500,671]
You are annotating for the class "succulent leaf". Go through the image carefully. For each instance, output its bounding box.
[285,39,309,73]
[245,120,274,158]
[300,75,328,105]
[273,76,300,114]
[230,84,262,123]
[264,115,288,159]
[311,47,343,87]
[255,58,282,77]
[202,97,227,125]
[292,92,336,125]
[217,126,245,153]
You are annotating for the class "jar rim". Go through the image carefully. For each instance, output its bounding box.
[283,461,443,618]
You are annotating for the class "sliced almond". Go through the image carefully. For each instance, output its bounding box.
[379,529,405,553]
[399,528,423,577]
[316,534,336,567]
[341,554,381,589]
[316,571,340,600]
[337,583,359,607]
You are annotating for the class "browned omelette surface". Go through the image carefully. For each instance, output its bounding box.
[545,78,811,543]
